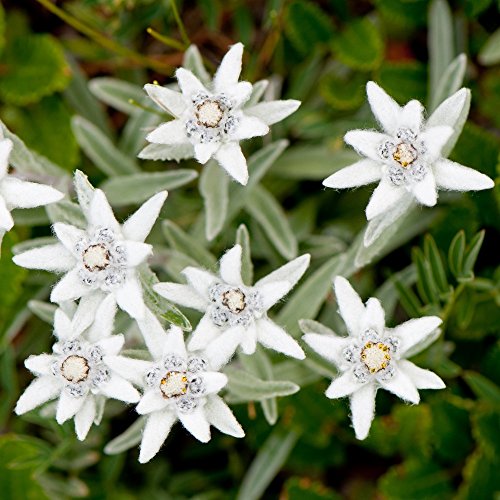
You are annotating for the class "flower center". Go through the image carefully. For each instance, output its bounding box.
[196,100,223,128]
[361,342,391,373]
[392,143,417,168]
[61,355,89,383]
[222,288,246,314]
[83,244,110,272]
[160,371,188,398]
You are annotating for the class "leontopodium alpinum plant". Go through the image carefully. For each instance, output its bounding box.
[302,277,445,440]
[140,43,300,185]
[8,38,495,465]
[323,82,494,221]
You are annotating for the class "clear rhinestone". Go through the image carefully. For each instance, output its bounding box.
[396,128,416,142]
[353,365,369,384]
[342,346,356,363]
[224,115,238,134]
[210,306,229,327]
[188,376,205,396]
[91,367,110,387]
[360,329,380,344]
[79,269,97,286]
[62,340,82,354]
[163,354,186,371]
[388,165,406,186]
[176,396,198,413]
[96,227,114,243]
[145,367,161,387]
[104,270,125,287]
[88,346,103,364]
[409,163,427,182]
[385,337,400,353]
[51,360,60,377]
[378,364,395,381]
[378,141,394,160]
[187,357,207,373]
[66,383,86,398]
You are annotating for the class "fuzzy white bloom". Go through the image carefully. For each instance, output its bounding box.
[302,276,445,440]
[105,309,244,463]
[15,306,140,441]
[0,137,63,232]
[13,188,167,325]
[139,43,300,185]
[154,244,310,362]
[323,82,494,220]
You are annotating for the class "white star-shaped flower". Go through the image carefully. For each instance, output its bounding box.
[139,43,301,185]
[0,138,63,232]
[13,188,167,322]
[323,82,494,220]
[15,307,140,441]
[154,245,310,361]
[105,309,244,463]
[302,276,445,440]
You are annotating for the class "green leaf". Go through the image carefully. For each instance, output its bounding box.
[284,477,341,500]
[413,247,440,304]
[119,109,161,156]
[104,417,145,455]
[463,371,500,404]
[0,34,70,105]
[101,170,198,206]
[236,224,253,286]
[88,77,147,114]
[71,116,139,175]
[429,53,467,112]
[395,278,422,318]
[332,18,384,70]
[320,73,366,111]
[27,301,56,325]
[73,169,95,213]
[46,200,87,229]
[460,230,485,280]
[0,4,5,56]
[225,367,299,402]
[423,235,449,295]
[478,27,500,66]
[428,0,455,101]
[236,428,299,500]
[199,160,229,241]
[162,220,216,268]
[269,145,355,181]
[378,62,427,103]
[285,0,334,55]
[448,231,466,278]
[245,185,298,260]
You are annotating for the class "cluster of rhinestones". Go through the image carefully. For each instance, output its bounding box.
[76,227,127,289]
[208,283,263,328]
[378,128,428,186]
[343,329,400,383]
[145,354,208,414]
[185,92,239,144]
[51,340,110,398]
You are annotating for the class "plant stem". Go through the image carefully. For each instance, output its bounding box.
[34,0,173,75]
[168,0,190,47]
[146,27,185,51]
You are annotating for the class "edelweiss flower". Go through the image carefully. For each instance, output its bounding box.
[323,82,494,220]
[139,43,300,185]
[15,307,140,440]
[0,137,63,232]
[13,188,167,321]
[154,245,310,361]
[302,276,445,440]
[105,309,244,463]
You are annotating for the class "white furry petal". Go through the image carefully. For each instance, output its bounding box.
[365,179,405,220]
[350,383,377,440]
[137,308,168,358]
[366,81,402,135]
[202,326,244,370]
[100,374,141,403]
[139,410,177,463]
[56,390,86,424]
[114,275,145,319]
[13,244,75,272]
[433,159,494,191]
[15,376,61,415]
[344,130,390,162]
[323,159,382,189]
[104,355,151,387]
[204,395,244,437]
[137,391,169,415]
[302,333,349,367]
[154,282,208,312]
[411,171,438,207]
[333,276,365,336]
[231,115,269,141]
[215,142,248,185]
[50,269,92,303]
[214,42,244,92]
[146,120,189,145]
[325,370,361,399]
[379,367,420,404]
[201,372,228,394]
[178,406,211,443]
[88,189,120,233]
[176,68,207,97]
[392,316,442,356]
[144,83,186,117]
[398,360,445,390]
[182,267,218,298]
[188,313,222,352]
[256,318,305,360]
[219,245,243,285]
[75,396,96,441]
[245,99,301,126]
[0,177,63,209]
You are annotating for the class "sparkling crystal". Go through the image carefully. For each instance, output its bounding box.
[409,163,427,182]
[378,141,394,160]
[163,354,186,371]
[187,357,207,373]
[91,367,110,387]
[385,337,400,353]
[61,355,89,383]
[353,365,369,384]
[88,346,103,363]
[378,364,395,381]
[67,383,86,398]
[51,360,60,377]
[176,396,198,413]
[79,269,97,286]
[96,227,114,243]
[145,367,161,387]
[160,371,188,398]
[342,346,356,363]
[210,306,229,327]
[63,340,82,354]
[388,165,406,186]
[104,270,125,287]
[396,128,417,142]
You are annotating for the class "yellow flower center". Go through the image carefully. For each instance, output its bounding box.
[83,244,110,272]
[393,143,417,167]
[361,342,391,373]
[196,101,223,128]
[61,355,89,383]
[222,288,246,314]
[160,371,188,398]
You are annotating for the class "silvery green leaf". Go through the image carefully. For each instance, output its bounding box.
[104,417,146,455]
[236,429,299,500]
[271,146,359,180]
[12,207,50,227]
[225,367,299,402]
[183,45,211,85]
[273,360,322,386]
[89,77,146,115]
[72,116,139,175]
[430,53,467,112]
[298,318,336,336]
[428,0,455,103]
[138,143,194,162]
[162,219,216,268]
[236,224,253,285]
[154,247,199,282]
[12,236,57,255]
[478,27,500,66]
[245,185,297,260]
[245,79,269,107]
[119,109,162,156]
[28,300,56,324]
[101,170,198,206]
[46,200,87,229]
[200,160,229,241]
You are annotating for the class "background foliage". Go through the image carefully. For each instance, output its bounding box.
[0,0,499,498]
